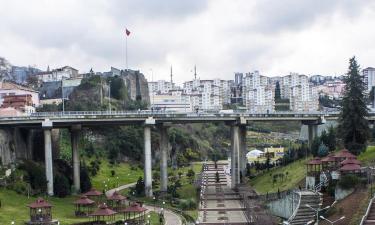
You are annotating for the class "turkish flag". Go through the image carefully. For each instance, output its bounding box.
[125,28,131,36]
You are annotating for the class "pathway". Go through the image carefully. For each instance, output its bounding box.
[198,162,250,224]
[106,183,183,225]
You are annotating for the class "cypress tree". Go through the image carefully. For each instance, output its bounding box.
[338,57,370,155]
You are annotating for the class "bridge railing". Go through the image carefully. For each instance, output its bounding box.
[0,110,340,120]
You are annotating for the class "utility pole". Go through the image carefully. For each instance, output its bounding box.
[61,78,65,114]
[108,81,111,113]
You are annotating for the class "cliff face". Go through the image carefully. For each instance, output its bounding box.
[122,70,150,104]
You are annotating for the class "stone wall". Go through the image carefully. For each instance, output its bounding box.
[122,70,150,104]
[266,191,300,219]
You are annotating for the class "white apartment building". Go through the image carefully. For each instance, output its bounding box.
[35,66,79,82]
[242,71,273,112]
[245,85,274,113]
[363,67,375,91]
[148,80,175,94]
[150,90,191,112]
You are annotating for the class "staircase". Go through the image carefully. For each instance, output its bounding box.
[361,196,375,225]
[287,190,322,225]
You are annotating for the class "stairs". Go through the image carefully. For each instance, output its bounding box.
[288,191,321,225]
[361,198,375,225]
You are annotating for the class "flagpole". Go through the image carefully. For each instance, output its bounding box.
[126,34,128,71]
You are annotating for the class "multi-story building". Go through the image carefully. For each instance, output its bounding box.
[0,81,39,107]
[34,66,79,82]
[363,67,375,91]
[148,80,175,94]
[241,71,273,112]
[150,90,191,112]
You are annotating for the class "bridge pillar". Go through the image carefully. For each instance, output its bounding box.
[144,117,155,197]
[231,125,240,188]
[239,125,247,183]
[42,119,54,196]
[159,124,169,193]
[308,124,318,149]
[71,125,81,194]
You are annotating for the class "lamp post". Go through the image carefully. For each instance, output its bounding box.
[108,80,112,114]
[320,216,345,225]
[305,204,330,225]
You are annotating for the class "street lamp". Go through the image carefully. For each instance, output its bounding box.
[320,216,345,225]
[305,204,330,224]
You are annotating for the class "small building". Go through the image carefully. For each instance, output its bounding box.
[27,198,58,225]
[306,157,322,189]
[90,203,117,224]
[107,191,127,212]
[120,202,147,224]
[83,188,103,203]
[0,81,39,107]
[74,195,96,217]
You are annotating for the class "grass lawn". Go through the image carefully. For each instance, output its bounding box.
[0,188,87,224]
[249,158,309,194]
[91,160,143,191]
[358,146,375,165]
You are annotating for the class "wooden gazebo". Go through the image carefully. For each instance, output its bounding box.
[107,191,127,211]
[27,198,58,224]
[306,157,322,176]
[340,158,362,173]
[90,203,117,224]
[84,188,103,203]
[321,153,336,170]
[120,202,147,224]
[74,195,95,217]
[334,149,356,162]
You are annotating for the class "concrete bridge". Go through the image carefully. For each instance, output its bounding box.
[0,110,374,197]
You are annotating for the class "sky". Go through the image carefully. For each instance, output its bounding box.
[0,0,374,84]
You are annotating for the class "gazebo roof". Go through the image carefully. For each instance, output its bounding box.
[84,188,103,197]
[74,195,95,205]
[121,202,147,213]
[90,204,117,216]
[341,158,361,165]
[321,154,336,162]
[340,163,361,171]
[28,198,52,208]
[307,157,322,165]
[107,191,126,201]
[334,149,356,159]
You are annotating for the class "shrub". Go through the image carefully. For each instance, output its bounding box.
[18,161,47,194]
[54,173,70,198]
[338,174,359,189]
[9,180,28,195]
[178,198,197,210]
[80,163,92,193]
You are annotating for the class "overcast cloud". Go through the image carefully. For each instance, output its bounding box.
[0,0,374,84]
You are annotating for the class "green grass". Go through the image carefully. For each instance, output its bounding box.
[249,158,309,194]
[0,188,87,224]
[91,161,143,191]
[358,146,375,165]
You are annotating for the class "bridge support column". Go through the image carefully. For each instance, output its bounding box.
[71,125,81,194]
[43,119,54,196]
[231,125,240,188]
[239,125,247,183]
[308,124,318,149]
[159,125,169,193]
[144,117,155,197]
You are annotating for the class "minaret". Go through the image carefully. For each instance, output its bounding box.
[170,66,173,84]
[194,65,197,80]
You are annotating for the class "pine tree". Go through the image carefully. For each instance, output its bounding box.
[338,57,370,155]
[275,81,281,101]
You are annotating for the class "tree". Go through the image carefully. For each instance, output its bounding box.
[275,81,281,100]
[326,126,336,151]
[80,163,92,193]
[54,174,70,198]
[338,57,370,155]
[134,177,145,196]
[318,142,329,157]
[311,137,321,156]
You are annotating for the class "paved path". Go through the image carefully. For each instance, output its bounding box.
[198,162,249,224]
[107,183,183,225]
